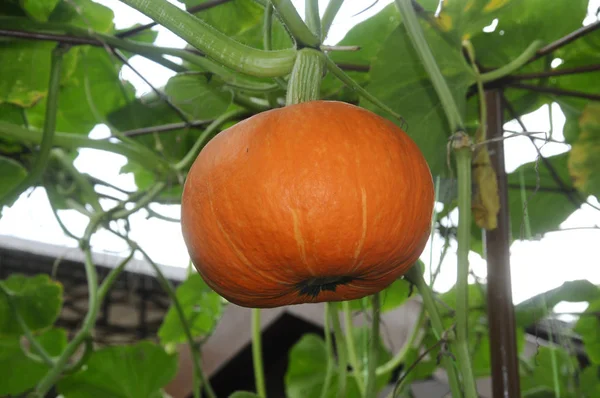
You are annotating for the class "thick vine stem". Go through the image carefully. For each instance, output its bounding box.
[394,0,465,131]
[405,266,463,398]
[34,217,103,396]
[252,309,267,398]
[452,132,478,398]
[286,48,324,105]
[305,0,321,39]
[118,0,296,77]
[480,40,544,83]
[330,303,348,398]
[342,301,365,394]
[0,44,66,207]
[270,0,320,47]
[0,121,170,173]
[365,293,380,398]
[319,303,334,398]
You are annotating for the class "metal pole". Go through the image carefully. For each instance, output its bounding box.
[483,89,522,398]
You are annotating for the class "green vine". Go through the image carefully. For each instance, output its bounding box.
[342,301,365,394]
[330,302,348,398]
[365,294,380,398]
[0,45,66,207]
[118,0,297,77]
[320,303,335,398]
[252,308,267,398]
[270,0,320,47]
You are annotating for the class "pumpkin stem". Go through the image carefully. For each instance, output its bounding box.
[286,48,324,105]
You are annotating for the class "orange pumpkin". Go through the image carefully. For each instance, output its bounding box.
[181,101,434,308]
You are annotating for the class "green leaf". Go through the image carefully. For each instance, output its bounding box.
[57,341,178,398]
[507,153,580,242]
[0,328,67,396]
[0,41,56,107]
[351,326,393,387]
[229,392,262,398]
[27,48,136,135]
[393,330,441,392]
[158,273,223,346]
[579,365,600,397]
[568,103,600,199]
[0,274,63,336]
[471,327,525,377]
[184,0,263,38]
[437,0,512,39]
[515,280,600,328]
[0,156,27,204]
[49,0,115,34]
[551,30,600,119]
[285,328,392,398]
[347,279,413,313]
[19,0,60,21]
[520,346,579,396]
[363,21,475,177]
[574,299,600,365]
[329,4,402,68]
[469,0,588,68]
[164,73,233,121]
[285,333,359,398]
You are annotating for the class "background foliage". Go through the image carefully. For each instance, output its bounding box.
[0,0,599,397]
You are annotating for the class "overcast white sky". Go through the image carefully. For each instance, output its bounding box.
[1,0,599,312]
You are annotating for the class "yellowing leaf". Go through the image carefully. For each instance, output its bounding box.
[472,128,500,230]
[568,103,600,198]
[437,13,453,31]
[483,0,510,13]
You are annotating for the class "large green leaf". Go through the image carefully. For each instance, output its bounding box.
[328,3,402,68]
[0,104,28,155]
[0,41,58,107]
[520,346,579,397]
[164,73,233,121]
[437,0,511,40]
[26,47,135,135]
[579,365,600,397]
[0,328,67,396]
[507,153,580,241]
[515,280,600,328]
[469,0,588,68]
[49,0,115,34]
[0,156,27,203]
[0,274,63,336]
[567,103,600,199]
[158,272,223,346]
[574,298,600,365]
[363,19,475,177]
[19,0,60,21]
[465,0,589,123]
[285,328,392,398]
[552,30,600,119]
[57,341,178,398]
[348,279,414,313]
[184,0,263,38]
[471,327,525,377]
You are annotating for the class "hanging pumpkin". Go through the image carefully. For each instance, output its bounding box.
[181,101,434,308]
